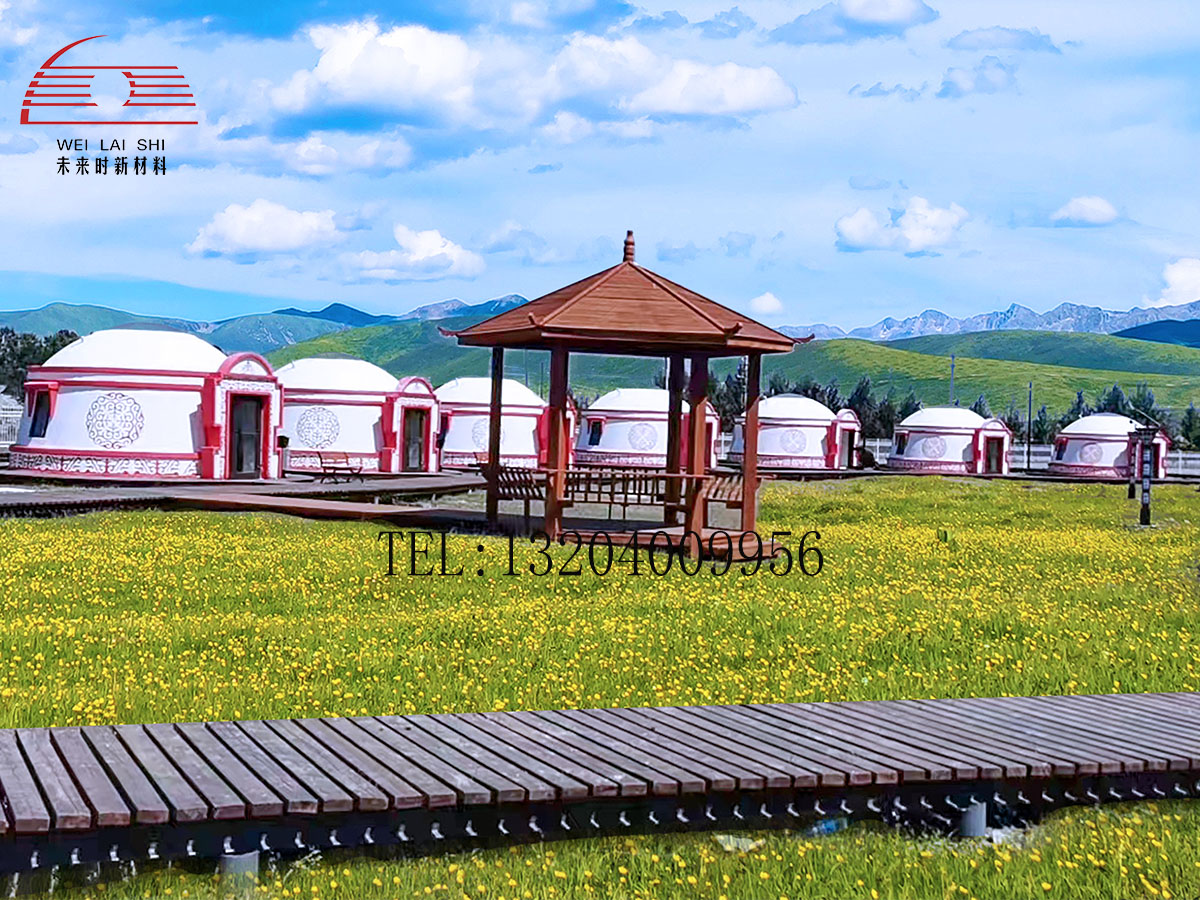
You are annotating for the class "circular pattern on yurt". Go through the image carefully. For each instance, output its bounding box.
[296,406,340,449]
[85,392,144,449]
[1079,441,1104,464]
[780,428,807,454]
[921,435,947,459]
[627,422,658,451]
[471,417,505,450]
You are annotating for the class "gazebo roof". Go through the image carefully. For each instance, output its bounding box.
[448,232,806,357]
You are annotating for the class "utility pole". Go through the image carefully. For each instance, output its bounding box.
[949,355,956,405]
[1026,381,1032,472]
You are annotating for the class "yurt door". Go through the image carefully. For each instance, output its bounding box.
[402,408,428,471]
[230,396,263,478]
[840,429,856,468]
[984,436,1004,474]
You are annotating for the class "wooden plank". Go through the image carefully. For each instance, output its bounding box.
[294,719,426,810]
[476,712,647,798]
[177,723,284,817]
[51,728,129,827]
[206,721,317,815]
[0,729,50,833]
[502,710,677,796]
[321,718,459,808]
[1089,693,1200,733]
[375,716,528,804]
[546,709,715,792]
[943,697,1158,773]
[435,715,594,801]
[455,712,626,799]
[993,696,1189,770]
[865,701,1071,777]
[144,724,245,819]
[236,720,353,814]
[676,705,893,785]
[114,725,208,823]
[1031,694,1200,755]
[908,699,1125,775]
[16,729,91,830]
[351,717,493,806]
[601,708,790,790]
[654,705,862,787]
[263,720,387,812]
[818,704,1011,779]
[81,726,169,825]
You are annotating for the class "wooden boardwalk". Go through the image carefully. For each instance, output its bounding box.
[1,692,1198,874]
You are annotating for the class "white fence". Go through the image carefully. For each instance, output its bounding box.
[0,409,19,446]
[864,437,1200,476]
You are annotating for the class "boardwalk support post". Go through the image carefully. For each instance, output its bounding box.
[219,850,259,888]
[959,801,987,838]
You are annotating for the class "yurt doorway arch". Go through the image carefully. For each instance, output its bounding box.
[401,407,429,472]
[984,436,1004,474]
[228,394,267,478]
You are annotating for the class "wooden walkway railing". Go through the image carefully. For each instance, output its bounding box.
[1,692,1198,875]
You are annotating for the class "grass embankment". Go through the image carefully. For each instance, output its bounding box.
[2,477,1198,899]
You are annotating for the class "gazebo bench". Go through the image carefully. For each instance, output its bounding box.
[494,466,547,527]
[316,451,364,483]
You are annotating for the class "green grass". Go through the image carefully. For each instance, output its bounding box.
[884,329,1200,376]
[3,478,1200,898]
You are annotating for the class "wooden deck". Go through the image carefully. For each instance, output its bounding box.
[1,692,1198,874]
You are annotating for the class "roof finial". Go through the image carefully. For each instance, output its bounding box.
[623,230,635,263]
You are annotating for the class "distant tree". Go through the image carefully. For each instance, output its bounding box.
[1095,383,1129,415]
[1000,400,1024,436]
[969,394,991,418]
[821,379,844,413]
[1128,383,1169,429]
[1180,404,1200,450]
[847,377,879,437]
[707,360,747,430]
[1031,405,1056,443]
[766,372,790,396]
[1058,391,1092,429]
[0,328,77,397]
[898,391,922,420]
[875,390,898,439]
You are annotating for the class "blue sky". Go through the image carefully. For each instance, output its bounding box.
[1,0,1200,327]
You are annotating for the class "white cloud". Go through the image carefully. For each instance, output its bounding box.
[282,133,413,175]
[839,0,934,27]
[345,224,484,281]
[272,22,479,121]
[836,197,968,253]
[937,56,1017,99]
[772,0,936,45]
[1051,195,1118,226]
[482,221,559,264]
[748,291,783,315]
[540,110,595,143]
[1149,258,1200,308]
[0,0,36,46]
[626,60,795,116]
[946,26,1060,53]
[187,199,344,257]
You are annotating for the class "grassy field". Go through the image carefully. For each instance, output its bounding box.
[2,477,1199,898]
[270,322,1200,411]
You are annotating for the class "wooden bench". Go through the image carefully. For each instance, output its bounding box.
[316,451,364,484]
[700,473,747,508]
[492,465,546,527]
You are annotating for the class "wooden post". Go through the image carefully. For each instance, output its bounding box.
[741,353,761,533]
[544,346,569,540]
[664,353,685,525]
[684,354,709,536]
[485,347,504,526]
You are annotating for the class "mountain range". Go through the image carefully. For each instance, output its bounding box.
[784,299,1200,342]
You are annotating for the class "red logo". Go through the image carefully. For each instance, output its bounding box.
[22,35,198,126]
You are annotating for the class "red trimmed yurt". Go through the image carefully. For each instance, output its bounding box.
[11,327,283,479]
[436,377,572,469]
[728,394,860,470]
[276,357,438,474]
[1048,413,1169,479]
[887,406,1012,475]
[574,387,718,469]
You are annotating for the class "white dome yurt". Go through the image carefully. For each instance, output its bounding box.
[436,377,554,469]
[276,357,438,474]
[574,388,719,469]
[1048,413,1169,479]
[11,327,282,479]
[728,394,861,470]
[888,406,1012,475]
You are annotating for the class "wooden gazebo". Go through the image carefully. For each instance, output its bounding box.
[448,231,804,547]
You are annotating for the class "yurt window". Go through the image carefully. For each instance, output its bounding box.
[1054,440,1066,460]
[587,420,603,446]
[437,414,449,449]
[29,391,51,438]
[894,433,908,454]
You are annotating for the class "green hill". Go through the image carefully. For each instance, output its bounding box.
[885,329,1200,375]
[0,302,194,335]
[207,314,346,355]
[271,323,1200,413]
